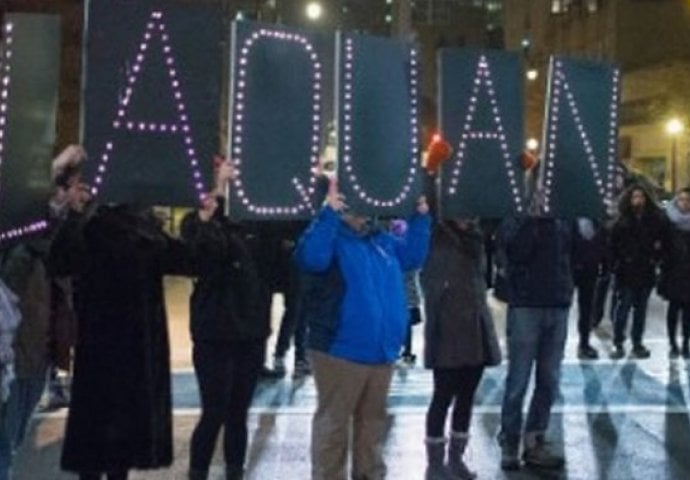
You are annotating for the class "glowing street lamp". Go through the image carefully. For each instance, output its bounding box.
[526,69,538,81]
[305,2,324,21]
[526,138,539,151]
[666,117,685,192]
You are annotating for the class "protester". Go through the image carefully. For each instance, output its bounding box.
[181,161,269,480]
[54,193,191,480]
[421,219,501,479]
[609,184,667,359]
[659,187,690,358]
[296,179,430,480]
[497,215,573,471]
[571,218,607,359]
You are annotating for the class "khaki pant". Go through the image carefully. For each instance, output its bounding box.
[310,351,394,480]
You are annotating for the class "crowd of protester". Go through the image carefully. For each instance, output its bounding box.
[0,145,689,480]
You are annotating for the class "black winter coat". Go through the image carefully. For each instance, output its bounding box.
[659,228,690,303]
[499,217,574,308]
[54,206,190,473]
[181,209,269,343]
[610,211,668,290]
[421,223,501,368]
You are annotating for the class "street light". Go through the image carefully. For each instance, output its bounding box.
[665,117,685,192]
[526,69,538,81]
[526,138,539,151]
[305,2,324,21]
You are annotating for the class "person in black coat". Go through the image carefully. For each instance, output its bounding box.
[571,218,608,359]
[659,188,690,358]
[609,184,668,359]
[54,203,191,480]
[181,161,269,480]
[421,219,501,479]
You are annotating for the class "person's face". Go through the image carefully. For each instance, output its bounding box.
[631,190,647,209]
[342,213,370,233]
[677,192,690,214]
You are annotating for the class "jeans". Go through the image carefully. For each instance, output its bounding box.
[0,373,48,480]
[613,285,652,347]
[426,366,484,437]
[189,341,263,473]
[500,307,568,447]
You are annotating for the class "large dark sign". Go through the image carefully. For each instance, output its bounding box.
[540,56,620,218]
[0,14,61,246]
[439,49,525,219]
[335,32,423,218]
[227,21,333,220]
[82,0,223,207]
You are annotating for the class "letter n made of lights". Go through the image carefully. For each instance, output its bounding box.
[540,57,620,216]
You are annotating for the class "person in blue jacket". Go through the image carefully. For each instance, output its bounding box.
[295,178,431,480]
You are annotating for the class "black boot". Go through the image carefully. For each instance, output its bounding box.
[425,437,452,479]
[226,464,245,480]
[188,469,208,480]
[448,431,477,479]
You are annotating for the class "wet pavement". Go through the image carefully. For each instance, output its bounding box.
[12,277,690,479]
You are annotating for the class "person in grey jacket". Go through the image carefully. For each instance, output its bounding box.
[421,219,501,480]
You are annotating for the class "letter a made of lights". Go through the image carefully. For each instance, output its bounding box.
[446,55,524,214]
[339,36,420,208]
[541,58,620,215]
[0,21,48,242]
[90,10,206,202]
[230,27,322,216]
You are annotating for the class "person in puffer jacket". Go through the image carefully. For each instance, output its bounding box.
[295,178,431,480]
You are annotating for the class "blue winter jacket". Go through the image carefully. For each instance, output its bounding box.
[295,206,431,364]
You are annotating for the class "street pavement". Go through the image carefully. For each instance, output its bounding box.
[12,277,690,479]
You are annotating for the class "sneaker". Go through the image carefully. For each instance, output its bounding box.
[632,345,651,359]
[293,359,311,378]
[259,366,283,380]
[578,345,599,360]
[272,357,287,377]
[522,436,564,470]
[670,345,680,359]
[610,345,625,360]
[500,443,520,471]
[402,353,417,366]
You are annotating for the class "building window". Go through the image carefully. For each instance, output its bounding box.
[586,0,600,13]
[551,0,573,14]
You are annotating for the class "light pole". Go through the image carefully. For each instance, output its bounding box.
[666,117,685,192]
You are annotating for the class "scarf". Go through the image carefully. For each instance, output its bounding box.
[667,198,690,232]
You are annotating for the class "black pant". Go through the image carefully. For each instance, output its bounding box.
[274,273,306,361]
[574,269,597,347]
[190,341,263,472]
[79,472,127,480]
[667,301,690,349]
[613,285,652,347]
[426,366,484,437]
[592,273,615,327]
[401,307,422,357]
